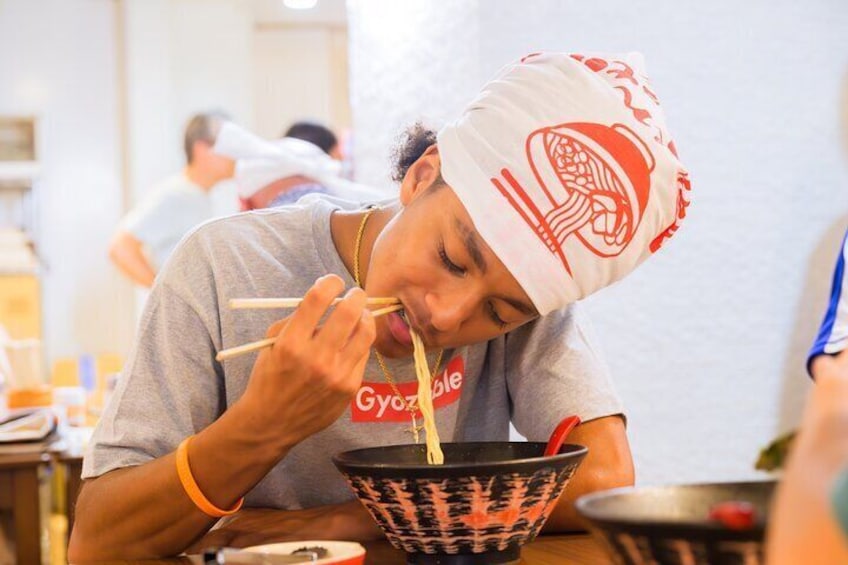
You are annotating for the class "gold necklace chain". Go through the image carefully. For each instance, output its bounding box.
[353,207,444,417]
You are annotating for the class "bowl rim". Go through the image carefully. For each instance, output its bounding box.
[575,479,775,534]
[332,441,588,472]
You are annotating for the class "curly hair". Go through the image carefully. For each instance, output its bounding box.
[390,123,439,183]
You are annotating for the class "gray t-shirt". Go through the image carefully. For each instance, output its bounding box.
[84,195,623,509]
[120,173,214,270]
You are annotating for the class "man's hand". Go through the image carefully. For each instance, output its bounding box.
[233,275,377,455]
[187,501,385,551]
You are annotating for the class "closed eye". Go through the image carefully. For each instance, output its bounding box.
[438,240,466,276]
[487,301,508,329]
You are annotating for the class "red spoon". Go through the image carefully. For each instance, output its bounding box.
[544,415,582,457]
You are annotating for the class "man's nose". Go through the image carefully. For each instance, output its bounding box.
[425,287,478,334]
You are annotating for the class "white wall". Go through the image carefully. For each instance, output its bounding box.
[123,0,253,220]
[251,0,350,141]
[0,0,131,363]
[347,1,482,191]
[348,0,848,485]
[253,26,350,140]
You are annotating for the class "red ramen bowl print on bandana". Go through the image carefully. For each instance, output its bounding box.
[333,441,587,565]
[493,121,655,276]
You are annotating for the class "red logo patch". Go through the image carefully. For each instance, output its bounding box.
[351,356,464,423]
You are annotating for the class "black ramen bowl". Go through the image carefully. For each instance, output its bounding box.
[576,480,776,565]
[333,442,587,565]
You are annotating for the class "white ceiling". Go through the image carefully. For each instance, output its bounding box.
[252,0,347,26]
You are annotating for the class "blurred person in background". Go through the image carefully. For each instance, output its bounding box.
[109,111,235,287]
[238,120,344,210]
[223,120,386,209]
[284,120,343,160]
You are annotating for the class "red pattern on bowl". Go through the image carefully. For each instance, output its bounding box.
[333,442,587,559]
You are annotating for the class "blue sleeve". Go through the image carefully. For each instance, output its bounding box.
[808,228,848,377]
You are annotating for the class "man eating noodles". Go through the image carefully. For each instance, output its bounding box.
[69,52,690,561]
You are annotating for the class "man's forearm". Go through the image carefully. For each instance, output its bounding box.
[69,399,291,561]
[69,453,213,562]
[121,259,156,287]
[541,416,635,533]
[109,232,156,287]
[541,466,633,532]
[187,501,385,552]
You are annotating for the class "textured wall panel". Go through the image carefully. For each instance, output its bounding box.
[348,0,482,191]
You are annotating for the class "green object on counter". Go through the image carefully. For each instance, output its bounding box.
[831,467,848,538]
[755,430,797,472]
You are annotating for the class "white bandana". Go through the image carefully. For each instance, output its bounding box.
[213,122,386,203]
[437,52,691,315]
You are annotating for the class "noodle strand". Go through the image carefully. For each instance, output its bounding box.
[410,329,444,465]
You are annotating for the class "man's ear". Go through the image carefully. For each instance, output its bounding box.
[399,144,441,206]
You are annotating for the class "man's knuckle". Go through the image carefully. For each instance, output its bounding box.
[337,379,358,396]
[347,287,367,304]
[312,288,333,305]
[277,340,296,357]
[336,301,360,322]
[363,320,377,340]
[310,360,332,380]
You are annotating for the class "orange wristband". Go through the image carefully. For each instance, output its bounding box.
[176,436,244,518]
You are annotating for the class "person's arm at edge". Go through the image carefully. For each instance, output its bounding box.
[767,351,848,564]
[108,230,156,287]
[542,415,634,533]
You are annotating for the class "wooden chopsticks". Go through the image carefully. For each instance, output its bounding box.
[215,297,401,362]
[228,297,399,310]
